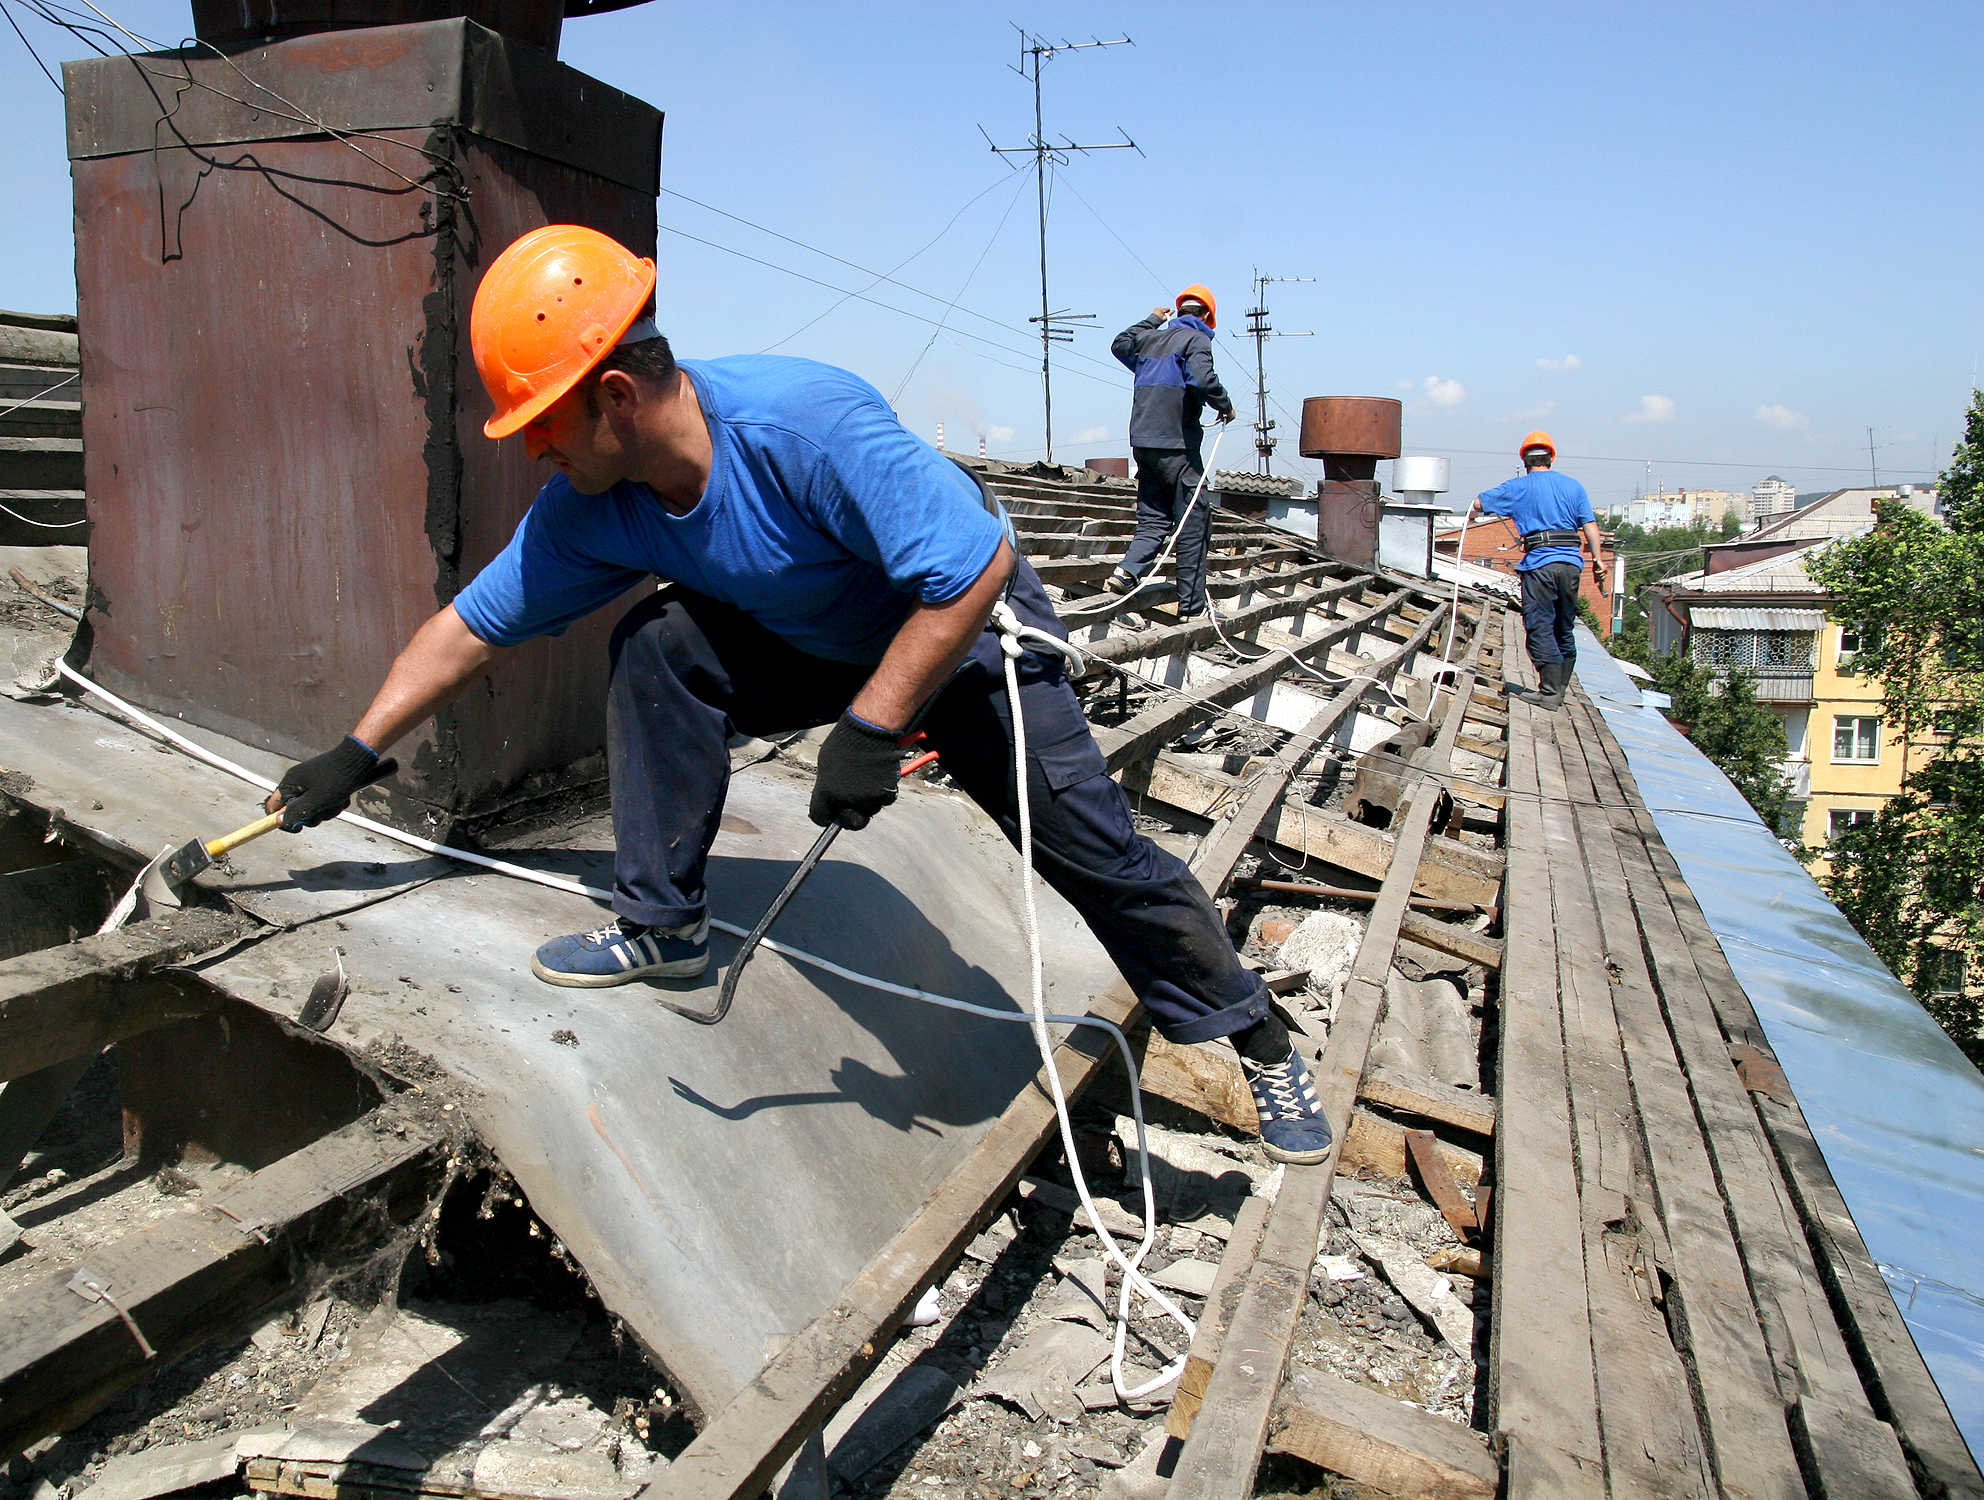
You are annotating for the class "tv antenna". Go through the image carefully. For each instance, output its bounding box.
[1244,271,1313,473]
[981,28,1138,463]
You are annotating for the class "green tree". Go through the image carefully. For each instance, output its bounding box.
[1806,471,1984,1064]
[1643,654,1799,837]
[1938,388,1984,535]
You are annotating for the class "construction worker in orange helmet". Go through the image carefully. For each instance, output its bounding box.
[1103,286,1236,619]
[262,228,1331,1164]
[1466,431,1606,711]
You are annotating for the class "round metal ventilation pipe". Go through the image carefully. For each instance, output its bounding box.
[1392,455,1451,509]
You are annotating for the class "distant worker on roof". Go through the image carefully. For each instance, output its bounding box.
[1103,286,1236,618]
[261,228,1334,1166]
[1467,430,1606,711]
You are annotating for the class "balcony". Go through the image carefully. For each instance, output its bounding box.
[1705,668,1815,704]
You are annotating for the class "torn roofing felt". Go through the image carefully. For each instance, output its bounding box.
[1571,624,1984,1463]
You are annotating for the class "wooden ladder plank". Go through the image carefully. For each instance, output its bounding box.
[1533,713,1721,1496]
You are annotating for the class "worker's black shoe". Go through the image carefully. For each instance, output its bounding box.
[1105,567,1138,596]
[1531,658,1573,712]
[1241,1046,1335,1166]
[532,914,710,986]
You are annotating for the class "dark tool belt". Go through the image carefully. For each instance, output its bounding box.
[1520,528,1584,551]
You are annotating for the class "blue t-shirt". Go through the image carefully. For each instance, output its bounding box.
[453,356,1007,664]
[1477,470,1595,572]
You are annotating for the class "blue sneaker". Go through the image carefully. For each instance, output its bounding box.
[1241,1047,1334,1165]
[531,915,710,987]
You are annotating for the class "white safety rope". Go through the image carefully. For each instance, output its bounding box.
[56,639,1202,1398]
[989,602,1196,1396]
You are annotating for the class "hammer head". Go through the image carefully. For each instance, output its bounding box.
[136,837,215,912]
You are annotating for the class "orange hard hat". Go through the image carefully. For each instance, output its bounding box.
[1175,284,1217,329]
[1518,430,1556,459]
[472,225,657,439]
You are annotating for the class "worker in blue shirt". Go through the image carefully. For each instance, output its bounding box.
[1467,430,1606,711]
[260,227,1334,1166]
[1105,285,1235,617]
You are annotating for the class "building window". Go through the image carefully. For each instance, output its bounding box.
[1691,629,1815,673]
[1827,807,1876,841]
[1837,623,1881,670]
[1832,716,1882,763]
[1927,947,1970,997]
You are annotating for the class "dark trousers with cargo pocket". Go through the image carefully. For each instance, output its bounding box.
[1118,444,1211,615]
[1519,560,1584,669]
[604,559,1269,1045]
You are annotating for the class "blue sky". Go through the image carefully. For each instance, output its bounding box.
[3,1,1979,506]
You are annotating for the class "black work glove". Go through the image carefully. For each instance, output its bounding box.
[271,736,397,830]
[809,712,905,831]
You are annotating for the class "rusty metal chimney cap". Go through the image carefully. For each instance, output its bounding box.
[1298,397,1403,460]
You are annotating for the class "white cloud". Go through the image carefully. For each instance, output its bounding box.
[1622,394,1675,424]
[1754,404,1809,431]
[986,425,1015,445]
[1070,426,1110,445]
[1422,376,1466,407]
[1395,379,1415,392]
[1502,401,1555,422]
[1536,355,1583,372]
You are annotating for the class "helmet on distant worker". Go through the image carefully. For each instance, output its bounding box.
[1174,284,1217,329]
[1518,430,1556,462]
[471,225,658,439]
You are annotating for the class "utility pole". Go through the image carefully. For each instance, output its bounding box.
[1868,426,1880,488]
[1243,271,1313,474]
[982,29,1136,464]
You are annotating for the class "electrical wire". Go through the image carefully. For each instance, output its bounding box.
[655,222,1126,392]
[0,371,79,420]
[1048,165,1170,298]
[890,174,1031,403]
[1,0,62,90]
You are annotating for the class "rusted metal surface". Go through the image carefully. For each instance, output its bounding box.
[68,21,661,837]
[1317,479,1383,565]
[191,0,565,56]
[1298,396,1402,472]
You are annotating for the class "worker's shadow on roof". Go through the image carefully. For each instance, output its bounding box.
[661,850,1090,1134]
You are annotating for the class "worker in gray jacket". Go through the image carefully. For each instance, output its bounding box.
[1106,284,1235,618]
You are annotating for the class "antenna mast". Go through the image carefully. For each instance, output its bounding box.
[982,29,1137,463]
[1243,270,1313,473]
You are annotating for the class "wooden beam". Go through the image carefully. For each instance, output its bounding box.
[1358,1066,1496,1137]
[1405,1129,1481,1241]
[1095,593,1406,770]
[1058,562,1346,629]
[1186,608,1451,896]
[1397,911,1503,972]
[0,908,246,1083]
[1140,756,1504,906]
[0,1106,443,1458]
[1166,615,1490,1497]
[1342,1108,1482,1187]
[1486,646,1606,1483]
[641,984,1140,1500]
[1077,579,1370,666]
[1032,545,1306,588]
[1166,1195,1270,1440]
[1268,1368,1499,1500]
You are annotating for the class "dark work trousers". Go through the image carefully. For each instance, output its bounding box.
[1519,560,1584,668]
[1118,444,1211,615]
[604,561,1270,1045]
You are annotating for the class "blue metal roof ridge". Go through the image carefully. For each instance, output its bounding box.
[1571,624,1984,1462]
